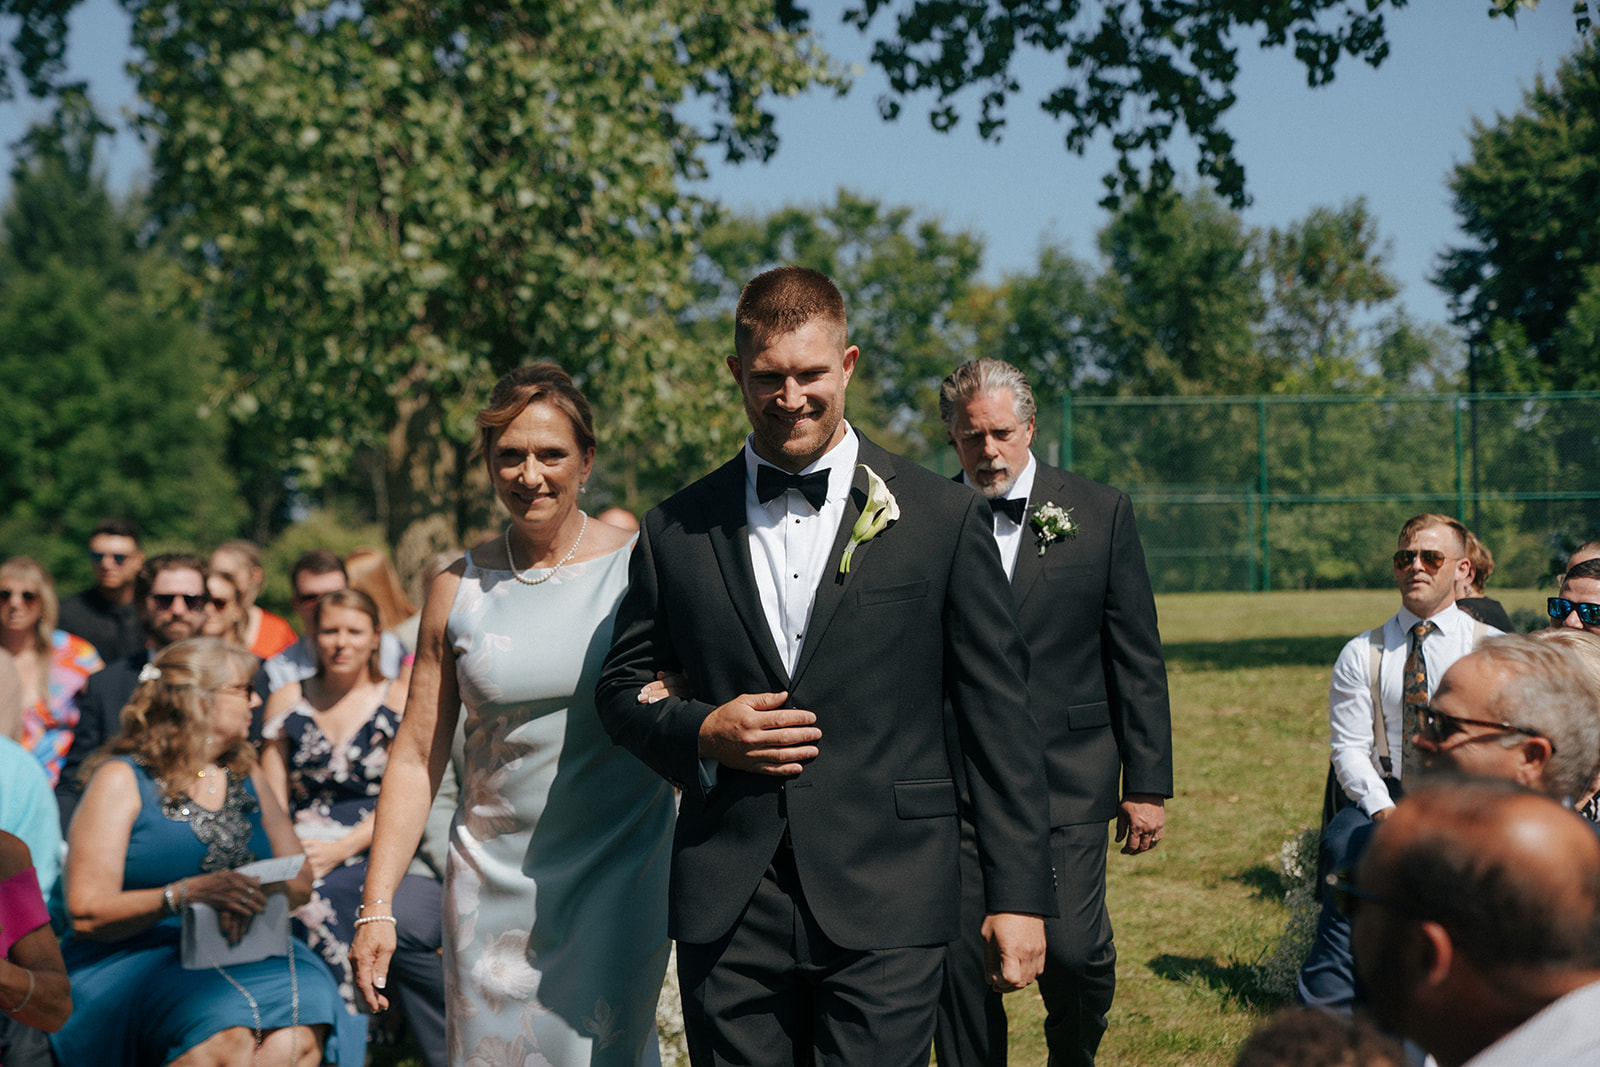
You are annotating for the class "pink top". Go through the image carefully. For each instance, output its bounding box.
[0,866,48,958]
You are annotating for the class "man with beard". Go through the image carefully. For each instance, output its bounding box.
[54,553,212,830]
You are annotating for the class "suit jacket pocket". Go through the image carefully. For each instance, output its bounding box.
[857,579,929,606]
[1067,701,1111,730]
[894,778,957,819]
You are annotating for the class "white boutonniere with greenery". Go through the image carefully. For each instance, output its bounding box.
[1031,501,1078,556]
[840,464,899,574]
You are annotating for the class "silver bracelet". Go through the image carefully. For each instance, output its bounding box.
[163,883,178,915]
[4,968,34,1015]
[353,915,397,928]
[356,899,388,915]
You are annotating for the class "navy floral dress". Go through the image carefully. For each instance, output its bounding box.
[267,702,400,1017]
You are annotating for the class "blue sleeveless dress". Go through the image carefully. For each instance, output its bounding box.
[50,757,343,1065]
[444,540,675,1066]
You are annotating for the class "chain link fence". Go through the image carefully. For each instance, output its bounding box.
[1033,391,1600,593]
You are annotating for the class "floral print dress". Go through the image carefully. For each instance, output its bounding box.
[443,542,676,1066]
[267,702,398,1018]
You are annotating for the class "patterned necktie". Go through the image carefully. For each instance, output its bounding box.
[1400,619,1437,778]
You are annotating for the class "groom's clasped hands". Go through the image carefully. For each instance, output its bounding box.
[698,691,822,775]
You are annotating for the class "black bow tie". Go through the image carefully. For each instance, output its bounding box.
[756,465,831,510]
[991,496,1028,525]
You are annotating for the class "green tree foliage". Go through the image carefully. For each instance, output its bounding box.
[38,0,836,541]
[0,104,242,588]
[1436,37,1600,391]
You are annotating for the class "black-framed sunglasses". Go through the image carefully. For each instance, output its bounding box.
[1407,702,1550,750]
[1324,871,1429,922]
[0,588,39,603]
[89,551,131,566]
[149,593,207,612]
[1548,597,1600,626]
[1392,549,1452,572]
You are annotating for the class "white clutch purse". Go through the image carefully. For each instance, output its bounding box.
[178,854,306,970]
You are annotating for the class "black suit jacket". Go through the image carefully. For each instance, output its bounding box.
[1009,463,1173,826]
[597,434,1054,950]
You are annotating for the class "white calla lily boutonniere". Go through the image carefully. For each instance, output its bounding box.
[1031,501,1078,556]
[839,464,899,574]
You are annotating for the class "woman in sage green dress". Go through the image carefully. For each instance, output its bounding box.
[354,364,676,1066]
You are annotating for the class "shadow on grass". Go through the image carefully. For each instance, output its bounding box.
[1147,954,1279,1010]
[1232,864,1290,902]
[1163,635,1351,671]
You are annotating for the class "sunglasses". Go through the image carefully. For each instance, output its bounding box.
[89,551,131,566]
[149,593,207,612]
[1548,597,1600,626]
[0,588,39,603]
[1324,871,1429,922]
[1392,549,1453,572]
[1407,702,1549,749]
[208,596,234,611]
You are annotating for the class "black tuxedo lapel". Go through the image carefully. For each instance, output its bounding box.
[705,454,791,688]
[790,436,891,685]
[1009,465,1055,608]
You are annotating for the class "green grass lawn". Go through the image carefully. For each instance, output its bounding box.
[374,588,1551,1066]
[998,587,1549,1066]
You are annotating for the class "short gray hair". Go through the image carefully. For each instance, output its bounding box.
[1474,633,1600,804]
[938,359,1037,434]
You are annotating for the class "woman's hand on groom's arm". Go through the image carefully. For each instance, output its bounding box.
[697,692,821,775]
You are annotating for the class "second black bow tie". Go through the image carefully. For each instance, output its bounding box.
[991,496,1028,525]
[757,465,831,510]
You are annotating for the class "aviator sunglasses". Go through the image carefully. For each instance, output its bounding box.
[0,588,39,603]
[1406,702,1550,749]
[89,551,132,566]
[1548,597,1600,626]
[149,593,208,612]
[1391,549,1452,572]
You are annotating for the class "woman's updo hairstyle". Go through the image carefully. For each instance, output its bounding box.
[85,637,260,801]
[474,363,596,461]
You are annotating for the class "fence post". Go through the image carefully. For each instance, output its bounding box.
[1060,392,1074,472]
[1453,394,1465,521]
[1257,397,1271,592]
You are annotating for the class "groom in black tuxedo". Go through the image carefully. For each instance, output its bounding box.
[934,359,1173,1067]
[597,268,1055,1067]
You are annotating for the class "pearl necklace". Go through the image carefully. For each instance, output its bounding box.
[506,512,588,586]
[194,764,223,796]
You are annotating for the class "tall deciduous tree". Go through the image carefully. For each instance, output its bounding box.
[95,0,834,542]
[1435,38,1600,392]
[0,104,242,587]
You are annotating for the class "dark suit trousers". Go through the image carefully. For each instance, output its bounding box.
[391,873,449,1067]
[678,841,945,1067]
[936,821,1115,1067]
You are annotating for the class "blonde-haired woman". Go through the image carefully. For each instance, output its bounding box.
[0,556,102,787]
[52,637,342,1066]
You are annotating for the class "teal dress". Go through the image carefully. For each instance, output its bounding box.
[50,757,343,1065]
[444,541,675,1066]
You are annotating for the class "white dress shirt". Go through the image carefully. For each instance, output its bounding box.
[744,425,859,675]
[1328,602,1497,815]
[1462,978,1600,1066]
[963,452,1037,581]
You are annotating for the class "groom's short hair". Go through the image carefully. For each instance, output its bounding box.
[735,266,848,359]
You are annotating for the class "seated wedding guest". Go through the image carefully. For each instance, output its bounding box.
[202,569,250,648]
[1349,780,1600,1066]
[56,554,212,831]
[262,589,443,1067]
[1530,628,1600,820]
[343,547,419,656]
[52,637,340,1066]
[210,540,299,661]
[1453,531,1514,633]
[0,648,20,742]
[0,830,71,1067]
[0,557,103,788]
[0,735,62,906]
[58,518,146,663]
[1551,558,1600,636]
[1299,633,1600,1014]
[264,551,407,695]
[1234,1007,1404,1067]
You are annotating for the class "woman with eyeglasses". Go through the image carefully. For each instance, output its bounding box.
[52,636,341,1066]
[201,571,250,648]
[261,588,441,1065]
[0,557,103,788]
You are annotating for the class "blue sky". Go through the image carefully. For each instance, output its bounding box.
[0,0,1584,327]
